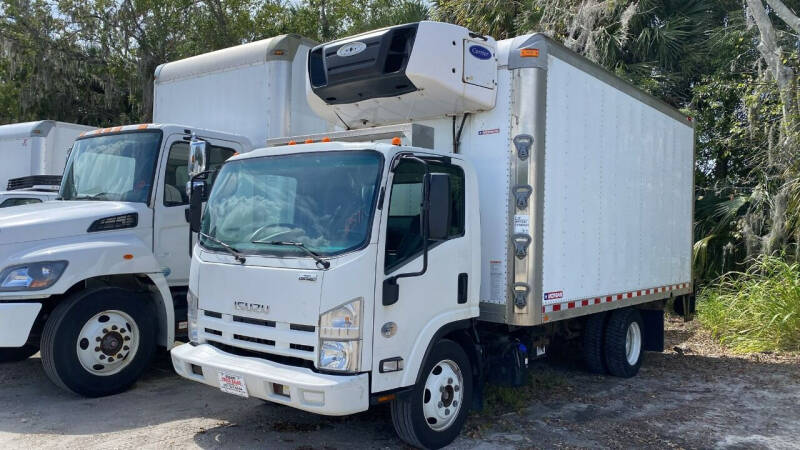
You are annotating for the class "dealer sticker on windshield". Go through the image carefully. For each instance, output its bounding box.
[217,371,249,397]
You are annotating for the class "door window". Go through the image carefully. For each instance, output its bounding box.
[163,141,236,206]
[384,158,465,272]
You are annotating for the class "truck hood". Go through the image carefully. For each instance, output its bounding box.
[0,201,141,245]
[197,260,323,327]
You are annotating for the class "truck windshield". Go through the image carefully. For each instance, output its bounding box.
[60,131,162,203]
[200,150,383,258]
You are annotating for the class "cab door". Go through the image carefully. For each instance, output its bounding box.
[152,134,239,285]
[371,156,473,393]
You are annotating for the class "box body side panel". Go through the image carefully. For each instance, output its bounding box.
[541,55,693,315]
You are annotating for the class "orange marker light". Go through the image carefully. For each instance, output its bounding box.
[376,394,396,403]
[137,124,148,130]
[288,140,297,145]
[322,137,331,142]
[123,254,134,260]
[391,137,402,146]
[305,139,314,144]
[520,48,540,58]
[273,49,285,56]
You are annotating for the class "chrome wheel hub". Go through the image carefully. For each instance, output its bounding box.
[422,359,463,431]
[625,321,642,366]
[76,310,139,376]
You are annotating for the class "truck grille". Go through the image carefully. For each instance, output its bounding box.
[207,341,316,371]
[199,309,317,362]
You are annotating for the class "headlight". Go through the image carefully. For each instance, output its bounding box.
[187,289,199,344]
[0,261,68,292]
[318,298,362,372]
[320,340,360,372]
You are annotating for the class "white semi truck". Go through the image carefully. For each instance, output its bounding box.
[0,121,96,206]
[0,34,327,398]
[171,21,695,449]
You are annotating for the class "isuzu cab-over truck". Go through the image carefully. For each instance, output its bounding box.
[171,21,695,449]
[0,34,326,398]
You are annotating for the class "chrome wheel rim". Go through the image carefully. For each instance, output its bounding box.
[76,310,139,376]
[625,321,642,366]
[422,359,463,431]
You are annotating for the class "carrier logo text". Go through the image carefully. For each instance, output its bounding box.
[337,42,367,57]
[469,45,493,60]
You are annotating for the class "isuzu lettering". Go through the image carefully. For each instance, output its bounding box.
[171,21,695,449]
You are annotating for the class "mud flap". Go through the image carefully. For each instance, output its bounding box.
[641,309,664,352]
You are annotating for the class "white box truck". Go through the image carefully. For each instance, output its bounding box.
[0,34,328,398]
[0,121,96,206]
[170,21,694,449]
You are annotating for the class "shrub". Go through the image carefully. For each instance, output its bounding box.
[698,255,800,353]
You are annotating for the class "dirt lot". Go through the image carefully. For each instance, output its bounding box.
[1,317,798,449]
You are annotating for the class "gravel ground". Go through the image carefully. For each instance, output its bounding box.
[0,317,798,449]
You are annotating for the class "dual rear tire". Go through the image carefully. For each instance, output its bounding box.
[582,308,644,378]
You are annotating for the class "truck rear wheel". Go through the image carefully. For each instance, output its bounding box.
[0,344,39,362]
[603,308,644,378]
[582,312,607,374]
[40,287,157,397]
[391,339,472,449]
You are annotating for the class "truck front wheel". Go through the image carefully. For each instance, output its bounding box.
[391,339,472,449]
[603,308,644,378]
[0,344,39,362]
[40,287,157,397]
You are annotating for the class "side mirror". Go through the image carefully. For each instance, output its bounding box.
[426,173,451,241]
[188,139,208,179]
[189,181,205,233]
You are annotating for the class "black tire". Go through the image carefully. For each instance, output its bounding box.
[582,312,607,374]
[0,344,39,362]
[40,287,157,397]
[603,308,644,378]
[391,339,473,449]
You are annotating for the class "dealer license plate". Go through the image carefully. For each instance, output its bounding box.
[217,371,249,398]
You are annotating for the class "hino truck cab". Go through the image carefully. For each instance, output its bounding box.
[0,124,250,395]
[0,33,327,397]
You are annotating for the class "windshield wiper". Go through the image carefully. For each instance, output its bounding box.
[252,240,330,269]
[199,232,247,264]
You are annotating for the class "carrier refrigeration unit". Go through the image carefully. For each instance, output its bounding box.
[171,21,695,449]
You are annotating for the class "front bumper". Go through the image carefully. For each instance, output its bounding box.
[0,303,42,347]
[171,343,369,416]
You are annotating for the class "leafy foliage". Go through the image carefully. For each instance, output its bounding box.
[698,254,800,353]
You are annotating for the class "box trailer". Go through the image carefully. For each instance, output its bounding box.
[171,21,694,449]
[0,120,96,189]
[0,34,330,398]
